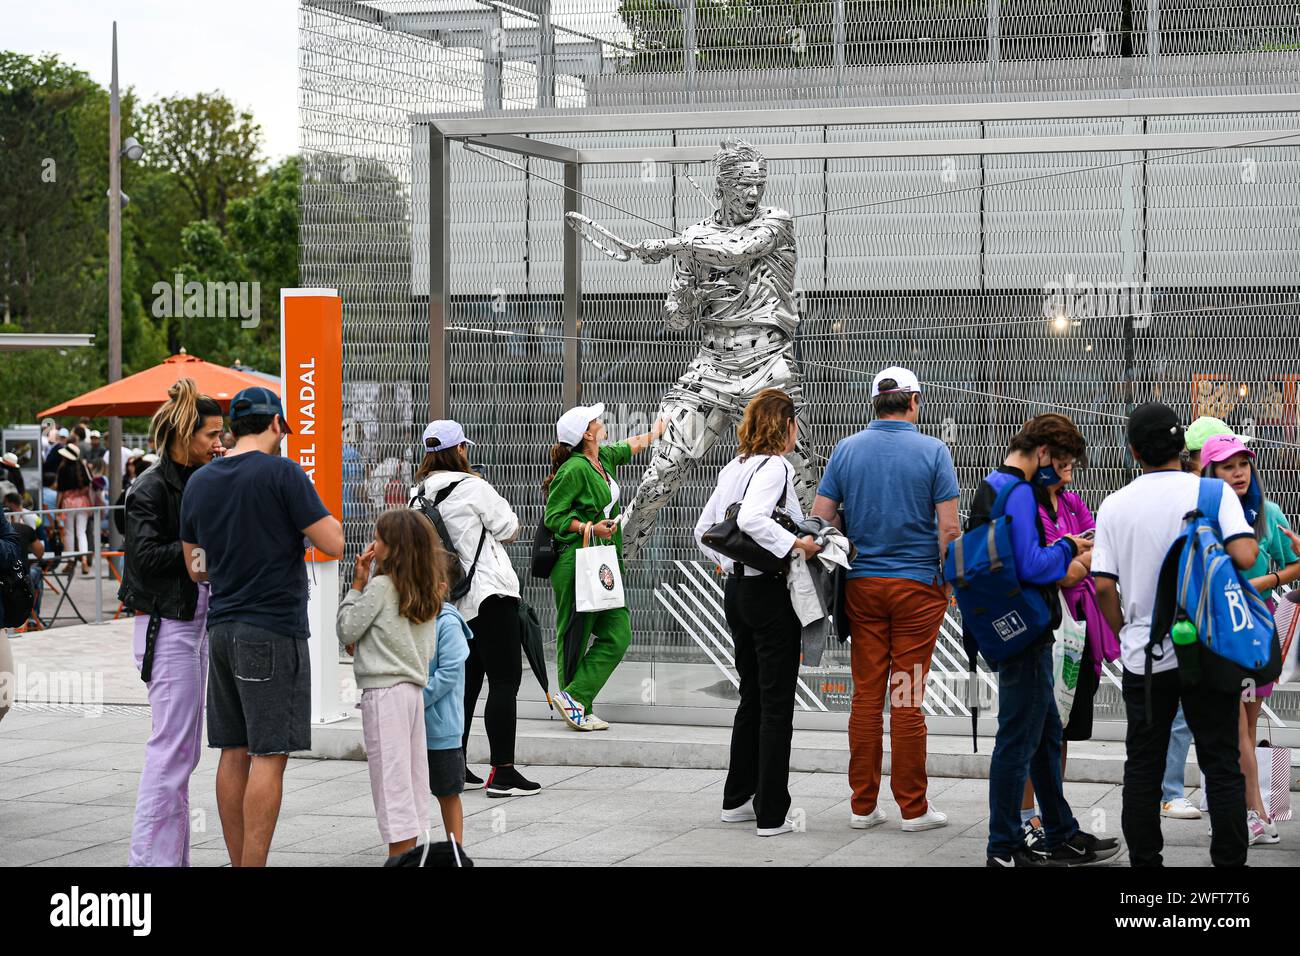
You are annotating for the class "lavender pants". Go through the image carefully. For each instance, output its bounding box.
[129,585,209,867]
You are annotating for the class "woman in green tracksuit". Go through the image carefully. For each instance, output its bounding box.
[544,402,664,732]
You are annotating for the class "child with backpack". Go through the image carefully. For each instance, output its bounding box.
[1199,433,1300,845]
[425,547,473,843]
[337,509,441,858]
[949,413,1117,867]
[1092,404,1263,866]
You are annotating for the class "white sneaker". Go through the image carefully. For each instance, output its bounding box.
[1160,798,1202,820]
[757,817,796,837]
[1248,810,1280,845]
[900,806,949,832]
[720,798,757,823]
[584,712,610,731]
[1247,810,1267,845]
[552,691,593,732]
[850,808,887,829]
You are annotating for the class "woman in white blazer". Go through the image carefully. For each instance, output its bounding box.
[694,388,821,838]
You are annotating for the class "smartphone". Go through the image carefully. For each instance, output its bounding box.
[1079,529,1095,540]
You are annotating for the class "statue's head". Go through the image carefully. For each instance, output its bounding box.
[714,139,767,226]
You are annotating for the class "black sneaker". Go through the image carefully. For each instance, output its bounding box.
[1021,819,1046,853]
[1048,830,1121,866]
[485,765,541,798]
[464,768,485,791]
[986,847,1060,868]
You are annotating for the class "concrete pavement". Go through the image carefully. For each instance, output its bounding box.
[3,704,1298,867]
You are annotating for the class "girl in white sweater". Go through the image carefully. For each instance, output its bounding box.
[337,509,443,857]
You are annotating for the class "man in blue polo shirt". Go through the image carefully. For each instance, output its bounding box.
[181,386,344,867]
[813,366,961,833]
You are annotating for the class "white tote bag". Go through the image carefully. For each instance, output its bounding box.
[1200,744,1292,822]
[574,527,625,613]
[1274,593,1300,684]
[1051,593,1087,727]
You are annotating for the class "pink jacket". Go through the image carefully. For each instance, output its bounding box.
[1039,489,1121,675]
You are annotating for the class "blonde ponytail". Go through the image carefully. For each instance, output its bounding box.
[150,378,222,461]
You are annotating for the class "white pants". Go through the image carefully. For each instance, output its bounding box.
[0,627,12,723]
[62,510,89,555]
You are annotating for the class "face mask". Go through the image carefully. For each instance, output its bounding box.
[1033,461,1063,487]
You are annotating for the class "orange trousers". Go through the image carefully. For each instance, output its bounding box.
[846,577,948,819]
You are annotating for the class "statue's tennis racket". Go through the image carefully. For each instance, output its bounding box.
[564,212,635,262]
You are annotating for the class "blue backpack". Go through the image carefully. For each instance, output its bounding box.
[1149,478,1280,692]
[945,478,1052,665]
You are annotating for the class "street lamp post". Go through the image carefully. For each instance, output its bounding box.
[108,22,123,550]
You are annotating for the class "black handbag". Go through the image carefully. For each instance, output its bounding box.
[700,458,800,575]
[530,520,560,579]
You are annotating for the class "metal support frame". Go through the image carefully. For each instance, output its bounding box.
[412,90,1300,729]
[562,162,582,408]
[419,92,1300,135]
[537,0,554,108]
[422,89,1300,439]
[683,0,697,104]
[540,129,1300,165]
[429,127,451,419]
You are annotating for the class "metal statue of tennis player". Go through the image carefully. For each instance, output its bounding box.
[565,138,817,562]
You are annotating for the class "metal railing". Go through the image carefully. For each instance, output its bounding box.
[13,503,127,628]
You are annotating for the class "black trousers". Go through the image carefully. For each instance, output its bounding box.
[1120,667,1247,867]
[722,574,802,829]
[461,595,523,767]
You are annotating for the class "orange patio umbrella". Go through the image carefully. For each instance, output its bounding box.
[39,351,280,418]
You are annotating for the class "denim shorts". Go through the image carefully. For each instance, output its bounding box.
[207,621,312,756]
[427,747,466,798]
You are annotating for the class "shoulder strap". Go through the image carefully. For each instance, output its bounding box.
[432,478,466,507]
[739,457,771,498]
[989,477,1025,520]
[1196,476,1222,526]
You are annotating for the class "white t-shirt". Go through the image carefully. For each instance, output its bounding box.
[1092,471,1254,676]
[413,471,521,621]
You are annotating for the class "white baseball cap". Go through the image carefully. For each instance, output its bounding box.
[556,402,604,447]
[421,420,474,453]
[58,427,69,438]
[89,429,101,439]
[2,453,18,466]
[870,366,921,398]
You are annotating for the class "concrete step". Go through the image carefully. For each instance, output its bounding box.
[309,715,1222,788]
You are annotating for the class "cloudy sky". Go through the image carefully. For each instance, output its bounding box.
[8,0,299,160]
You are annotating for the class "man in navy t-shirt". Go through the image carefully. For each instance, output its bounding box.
[181,386,343,867]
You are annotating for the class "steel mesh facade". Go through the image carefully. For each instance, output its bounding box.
[301,0,1300,725]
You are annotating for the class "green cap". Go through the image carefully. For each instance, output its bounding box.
[1185,416,1233,452]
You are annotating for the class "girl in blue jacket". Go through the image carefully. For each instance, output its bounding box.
[425,550,473,843]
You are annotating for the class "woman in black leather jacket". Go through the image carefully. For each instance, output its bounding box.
[120,378,224,867]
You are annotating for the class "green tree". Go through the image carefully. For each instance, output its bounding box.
[0,55,283,427]
[165,156,299,371]
[137,92,263,230]
[130,92,265,323]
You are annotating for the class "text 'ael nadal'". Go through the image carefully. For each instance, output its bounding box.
[297,358,317,480]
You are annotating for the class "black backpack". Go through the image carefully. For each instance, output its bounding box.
[0,554,34,629]
[409,480,486,602]
[382,836,473,868]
